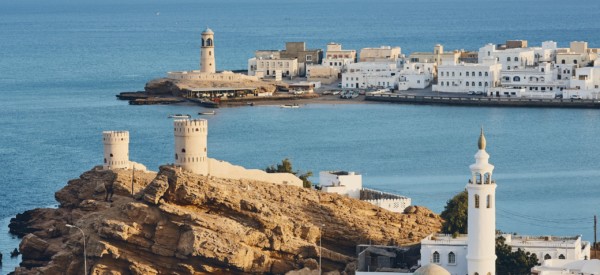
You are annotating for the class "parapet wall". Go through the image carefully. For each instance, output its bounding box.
[102,131,130,144]
[174,119,208,137]
[167,71,259,82]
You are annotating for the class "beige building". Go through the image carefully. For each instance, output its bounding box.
[280,42,323,76]
[307,65,338,84]
[248,42,322,77]
[359,46,402,62]
[248,57,298,78]
[322,42,356,73]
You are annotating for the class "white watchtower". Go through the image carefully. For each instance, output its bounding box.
[174,119,208,175]
[466,128,496,275]
[200,27,216,73]
[102,131,129,170]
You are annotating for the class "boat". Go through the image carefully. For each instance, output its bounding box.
[188,98,220,108]
[247,102,255,106]
[198,111,216,115]
[280,104,300,108]
[168,114,191,119]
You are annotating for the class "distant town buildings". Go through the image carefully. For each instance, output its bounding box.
[359,46,402,62]
[248,42,322,78]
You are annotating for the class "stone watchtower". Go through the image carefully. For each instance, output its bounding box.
[466,128,497,275]
[103,131,129,170]
[174,119,208,175]
[200,27,216,73]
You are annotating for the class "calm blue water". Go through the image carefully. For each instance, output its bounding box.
[1,0,600,272]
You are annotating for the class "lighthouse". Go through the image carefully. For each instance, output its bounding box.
[200,27,216,73]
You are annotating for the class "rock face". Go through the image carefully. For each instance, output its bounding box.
[9,165,442,274]
[145,77,277,97]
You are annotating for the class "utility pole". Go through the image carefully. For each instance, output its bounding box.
[594,215,597,257]
[131,167,135,196]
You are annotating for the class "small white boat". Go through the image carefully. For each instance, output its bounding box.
[168,114,191,119]
[198,111,216,115]
[280,104,300,109]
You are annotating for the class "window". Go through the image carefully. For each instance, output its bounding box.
[466,82,470,86]
[433,251,440,263]
[479,72,482,76]
[507,66,511,70]
[487,195,492,208]
[507,57,511,61]
[559,254,565,259]
[448,252,456,264]
[544,254,551,260]
[306,55,312,62]
[485,82,488,86]
[110,153,113,157]
[514,57,519,61]
[452,72,455,76]
[472,82,475,86]
[475,194,480,208]
[206,38,213,47]
[574,60,577,64]
[447,82,449,86]
[209,51,212,56]
[479,82,482,86]
[485,72,488,77]
[513,76,521,82]
[466,72,470,77]
[561,59,565,64]
[181,148,186,153]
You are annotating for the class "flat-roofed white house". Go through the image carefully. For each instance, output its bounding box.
[321,42,356,73]
[531,259,600,275]
[492,62,566,98]
[432,58,501,94]
[478,44,535,71]
[563,65,600,99]
[342,62,398,89]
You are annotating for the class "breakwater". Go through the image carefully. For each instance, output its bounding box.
[365,94,600,109]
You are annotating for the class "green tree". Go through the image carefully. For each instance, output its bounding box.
[440,190,468,235]
[496,236,539,275]
[265,158,313,188]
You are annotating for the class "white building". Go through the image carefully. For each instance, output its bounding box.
[433,59,501,94]
[420,130,591,275]
[397,62,434,91]
[319,171,411,213]
[563,65,600,99]
[531,259,600,275]
[322,42,356,73]
[320,171,362,199]
[342,62,398,89]
[492,63,565,98]
[478,44,535,70]
[247,57,299,78]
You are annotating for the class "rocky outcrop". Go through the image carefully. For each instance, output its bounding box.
[9,165,442,274]
[145,77,277,97]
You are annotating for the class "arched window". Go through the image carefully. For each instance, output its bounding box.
[433,251,440,263]
[201,38,205,47]
[209,51,212,56]
[485,82,488,87]
[446,82,449,86]
[559,254,565,259]
[448,252,456,264]
[472,81,475,86]
[466,82,470,86]
[104,158,107,163]
[110,153,113,157]
[485,72,488,77]
[513,76,521,82]
[441,82,444,86]
[479,72,482,76]
[472,72,475,76]
[206,38,213,46]
[475,273,479,275]
[181,148,186,153]
[487,195,492,208]
[544,254,551,260]
[574,60,577,64]
[479,82,482,87]
[466,72,470,76]
[475,194,480,208]
[507,66,511,70]
[514,57,519,62]
[507,57,511,61]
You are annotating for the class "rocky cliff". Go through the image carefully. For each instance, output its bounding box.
[9,165,442,274]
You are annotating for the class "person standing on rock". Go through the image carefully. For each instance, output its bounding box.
[105,173,116,202]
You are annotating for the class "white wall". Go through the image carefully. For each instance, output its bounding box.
[319,171,362,199]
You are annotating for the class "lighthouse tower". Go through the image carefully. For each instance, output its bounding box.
[103,131,129,170]
[174,119,208,175]
[200,27,216,73]
[466,129,496,275]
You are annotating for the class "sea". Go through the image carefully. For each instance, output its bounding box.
[1,0,600,272]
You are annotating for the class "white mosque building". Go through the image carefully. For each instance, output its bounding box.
[419,130,591,275]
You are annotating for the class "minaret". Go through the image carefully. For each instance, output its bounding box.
[174,119,208,175]
[200,27,216,73]
[466,128,497,275]
[102,131,129,170]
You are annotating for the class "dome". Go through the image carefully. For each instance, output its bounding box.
[413,264,451,275]
[202,27,214,35]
